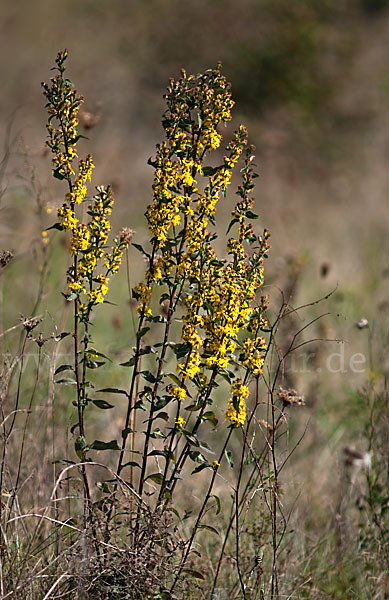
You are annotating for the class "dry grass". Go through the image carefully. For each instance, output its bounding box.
[1,2,389,598]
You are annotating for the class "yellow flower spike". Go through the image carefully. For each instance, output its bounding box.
[175,416,186,429]
[226,380,249,427]
[178,351,201,380]
[170,386,187,401]
[58,205,78,231]
[69,225,91,254]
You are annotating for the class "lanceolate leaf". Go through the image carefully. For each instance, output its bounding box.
[146,473,164,485]
[92,399,115,410]
[89,440,121,451]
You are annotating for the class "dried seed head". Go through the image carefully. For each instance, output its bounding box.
[31,333,47,347]
[119,227,135,245]
[258,419,274,432]
[20,315,42,333]
[0,250,13,269]
[279,386,305,407]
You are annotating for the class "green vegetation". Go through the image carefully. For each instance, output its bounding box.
[0,3,388,598]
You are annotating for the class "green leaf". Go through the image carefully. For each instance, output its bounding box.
[122,461,141,469]
[159,292,170,304]
[54,364,73,376]
[147,156,158,168]
[56,378,77,385]
[197,524,219,535]
[62,292,77,302]
[199,440,215,455]
[154,411,169,422]
[202,411,218,427]
[225,449,234,468]
[165,371,183,386]
[148,449,167,458]
[52,167,66,181]
[120,356,135,367]
[185,403,202,412]
[202,165,221,177]
[192,463,210,475]
[132,242,149,257]
[122,427,135,436]
[226,217,239,235]
[149,315,166,323]
[75,436,87,459]
[154,396,171,411]
[97,387,129,397]
[146,473,164,485]
[149,429,166,439]
[86,348,112,362]
[210,493,221,515]
[86,360,105,369]
[182,568,205,580]
[54,331,71,341]
[46,222,63,232]
[89,440,121,451]
[183,432,200,447]
[170,343,192,360]
[137,326,150,341]
[121,346,155,367]
[92,399,114,410]
[141,370,156,384]
[246,210,259,219]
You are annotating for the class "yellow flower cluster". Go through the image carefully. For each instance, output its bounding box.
[133,282,152,317]
[69,224,90,254]
[170,386,187,401]
[65,155,94,205]
[132,65,270,438]
[226,380,249,427]
[181,295,204,349]
[58,205,78,231]
[105,228,134,274]
[146,144,182,248]
[88,275,109,304]
[69,279,85,294]
[42,49,83,180]
[175,416,186,429]
[145,255,164,284]
[241,337,266,376]
[178,351,201,380]
[43,53,131,316]
[144,67,239,266]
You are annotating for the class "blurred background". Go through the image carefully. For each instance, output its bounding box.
[1,0,388,317]
[0,1,388,593]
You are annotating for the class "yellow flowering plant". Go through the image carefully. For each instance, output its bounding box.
[41,52,283,597]
[115,65,271,522]
[4,39,382,600]
[42,50,132,521]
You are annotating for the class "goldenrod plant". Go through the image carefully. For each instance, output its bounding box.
[120,65,271,508]
[0,50,339,600]
[39,51,301,600]
[42,49,132,525]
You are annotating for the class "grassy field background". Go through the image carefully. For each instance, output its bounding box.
[0,1,388,598]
